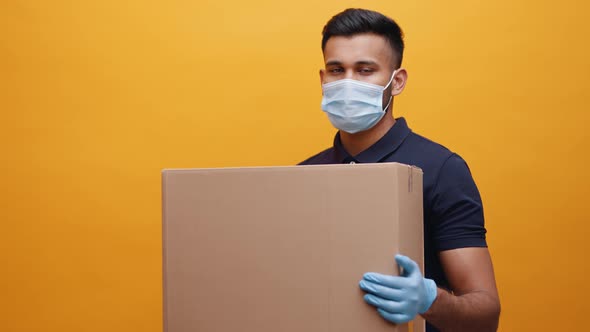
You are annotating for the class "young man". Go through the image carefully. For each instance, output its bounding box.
[300,8,500,332]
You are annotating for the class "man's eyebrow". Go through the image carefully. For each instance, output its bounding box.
[325,60,343,66]
[355,60,378,66]
[325,60,379,66]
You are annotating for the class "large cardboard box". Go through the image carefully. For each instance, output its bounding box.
[162,163,425,332]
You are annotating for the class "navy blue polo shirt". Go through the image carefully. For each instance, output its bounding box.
[299,117,487,294]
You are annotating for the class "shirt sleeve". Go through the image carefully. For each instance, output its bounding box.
[430,153,487,251]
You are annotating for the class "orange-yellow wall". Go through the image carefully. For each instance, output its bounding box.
[2,1,589,331]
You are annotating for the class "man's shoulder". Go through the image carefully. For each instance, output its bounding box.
[402,130,456,166]
[298,147,336,165]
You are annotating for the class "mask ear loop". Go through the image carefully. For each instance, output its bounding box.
[382,96,393,112]
[382,69,399,112]
[383,69,399,91]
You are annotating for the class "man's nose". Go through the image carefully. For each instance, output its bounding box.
[345,70,355,79]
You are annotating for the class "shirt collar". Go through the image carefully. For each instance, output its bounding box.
[333,117,412,163]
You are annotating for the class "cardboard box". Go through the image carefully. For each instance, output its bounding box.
[162,163,425,332]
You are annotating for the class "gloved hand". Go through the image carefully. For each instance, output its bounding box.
[359,254,438,324]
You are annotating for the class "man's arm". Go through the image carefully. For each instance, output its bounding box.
[360,154,499,330]
[360,247,500,331]
[422,247,500,332]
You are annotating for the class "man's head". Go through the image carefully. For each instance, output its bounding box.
[319,8,408,136]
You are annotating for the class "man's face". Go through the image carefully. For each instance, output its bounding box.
[321,33,397,87]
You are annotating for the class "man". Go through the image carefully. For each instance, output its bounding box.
[299,8,501,332]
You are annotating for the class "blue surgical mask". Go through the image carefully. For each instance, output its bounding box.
[321,70,397,134]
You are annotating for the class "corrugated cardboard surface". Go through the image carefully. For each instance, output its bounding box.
[162,163,424,332]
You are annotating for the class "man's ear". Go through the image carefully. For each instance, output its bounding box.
[391,68,408,96]
[319,69,325,86]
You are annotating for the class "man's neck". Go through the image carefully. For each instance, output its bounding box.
[340,115,396,157]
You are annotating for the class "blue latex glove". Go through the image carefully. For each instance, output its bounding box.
[359,254,438,324]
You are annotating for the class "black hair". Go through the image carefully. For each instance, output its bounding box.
[321,8,405,67]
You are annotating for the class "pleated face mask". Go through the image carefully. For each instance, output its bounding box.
[321,69,397,134]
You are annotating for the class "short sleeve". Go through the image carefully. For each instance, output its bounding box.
[430,153,487,251]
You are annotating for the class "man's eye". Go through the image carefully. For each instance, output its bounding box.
[359,68,374,74]
[329,68,344,73]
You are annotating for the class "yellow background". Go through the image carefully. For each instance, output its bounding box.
[1,1,589,331]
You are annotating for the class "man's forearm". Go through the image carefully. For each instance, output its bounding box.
[421,287,501,332]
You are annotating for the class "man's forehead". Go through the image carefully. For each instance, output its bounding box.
[323,33,394,65]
